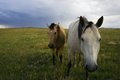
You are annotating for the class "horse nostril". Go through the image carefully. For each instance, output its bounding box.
[85,64,98,72]
[48,44,54,48]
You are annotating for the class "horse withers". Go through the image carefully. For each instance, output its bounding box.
[47,23,66,65]
[67,16,104,80]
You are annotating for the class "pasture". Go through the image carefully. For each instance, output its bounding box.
[0,28,120,80]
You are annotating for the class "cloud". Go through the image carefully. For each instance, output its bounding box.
[103,15,120,28]
[0,0,120,28]
[0,24,9,28]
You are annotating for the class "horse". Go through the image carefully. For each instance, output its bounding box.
[47,23,66,65]
[67,16,104,80]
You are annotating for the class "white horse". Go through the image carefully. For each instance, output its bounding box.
[67,16,104,80]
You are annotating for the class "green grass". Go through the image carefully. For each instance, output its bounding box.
[0,28,120,80]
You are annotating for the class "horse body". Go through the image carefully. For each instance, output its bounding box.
[55,27,66,49]
[67,16,103,79]
[48,23,66,64]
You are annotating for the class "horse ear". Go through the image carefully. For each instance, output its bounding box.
[96,16,104,28]
[57,24,60,32]
[79,16,89,28]
[80,16,85,27]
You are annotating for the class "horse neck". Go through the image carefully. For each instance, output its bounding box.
[56,28,66,44]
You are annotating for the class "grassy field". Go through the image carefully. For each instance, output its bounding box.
[0,28,120,80]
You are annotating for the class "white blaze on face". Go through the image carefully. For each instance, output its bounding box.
[81,25,101,66]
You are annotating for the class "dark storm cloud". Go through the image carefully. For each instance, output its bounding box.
[0,0,120,28]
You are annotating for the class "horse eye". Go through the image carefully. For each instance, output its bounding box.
[81,38,84,41]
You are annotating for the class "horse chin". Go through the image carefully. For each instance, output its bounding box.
[86,68,97,72]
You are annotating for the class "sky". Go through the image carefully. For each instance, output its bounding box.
[0,0,120,28]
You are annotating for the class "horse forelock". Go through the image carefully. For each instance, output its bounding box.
[84,21,93,32]
[78,21,94,39]
[49,23,56,29]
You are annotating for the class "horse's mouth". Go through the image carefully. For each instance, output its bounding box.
[48,44,55,49]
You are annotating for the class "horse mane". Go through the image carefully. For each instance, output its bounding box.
[78,19,83,39]
[86,22,93,28]
[83,21,93,32]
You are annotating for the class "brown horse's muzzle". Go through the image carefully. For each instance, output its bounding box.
[48,44,54,49]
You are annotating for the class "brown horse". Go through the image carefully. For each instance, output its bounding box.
[47,23,66,65]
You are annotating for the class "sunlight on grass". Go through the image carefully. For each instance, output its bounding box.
[0,28,120,80]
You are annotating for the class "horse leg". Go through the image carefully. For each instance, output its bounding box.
[67,50,72,76]
[56,49,59,57]
[77,52,81,66]
[73,52,77,67]
[67,60,71,76]
[55,48,60,63]
[85,70,89,80]
[59,54,62,63]
[52,49,55,65]
[59,48,63,63]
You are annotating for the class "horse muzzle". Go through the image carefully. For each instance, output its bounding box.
[48,44,54,49]
[85,64,98,72]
